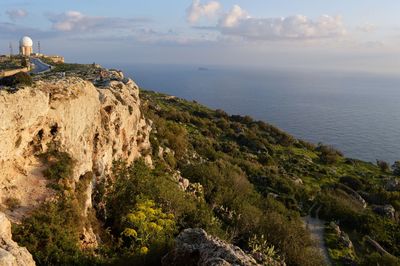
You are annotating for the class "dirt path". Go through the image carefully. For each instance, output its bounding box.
[304,215,332,266]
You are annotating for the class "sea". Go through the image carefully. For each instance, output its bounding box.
[110,63,400,164]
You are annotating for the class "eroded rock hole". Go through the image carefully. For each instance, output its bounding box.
[104,106,113,114]
[37,129,44,140]
[50,124,58,136]
[93,133,100,152]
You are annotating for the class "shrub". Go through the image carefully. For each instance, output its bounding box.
[339,176,364,191]
[377,160,390,172]
[248,234,281,263]
[260,211,325,266]
[0,71,32,87]
[12,188,96,265]
[39,147,75,181]
[4,197,21,211]
[121,199,176,254]
[317,144,343,164]
[106,160,220,236]
[156,120,189,159]
[318,189,364,228]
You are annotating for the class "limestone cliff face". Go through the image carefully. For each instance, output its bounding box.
[0,73,152,221]
[0,212,35,266]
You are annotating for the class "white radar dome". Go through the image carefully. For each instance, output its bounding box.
[20,36,33,47]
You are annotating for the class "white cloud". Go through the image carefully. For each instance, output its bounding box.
[186,0,221,24]
[203,5,347,40]
[6,9,28,21]
[47,11,149,32]
[219,5,248,27]
[215,5,347,41]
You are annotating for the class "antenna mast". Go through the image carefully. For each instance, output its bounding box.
[9,42,13,56]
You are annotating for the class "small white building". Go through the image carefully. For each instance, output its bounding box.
[19,36,33,56]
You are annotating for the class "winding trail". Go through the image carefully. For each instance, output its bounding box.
[304,205,332,266]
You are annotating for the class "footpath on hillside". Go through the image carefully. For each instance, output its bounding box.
[304,204,332,266]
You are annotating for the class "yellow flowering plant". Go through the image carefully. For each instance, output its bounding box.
[121,199,176,254]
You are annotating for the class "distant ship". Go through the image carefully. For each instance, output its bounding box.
[198,67,209,71]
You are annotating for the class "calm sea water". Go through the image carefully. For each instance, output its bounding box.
[112,63,400,163]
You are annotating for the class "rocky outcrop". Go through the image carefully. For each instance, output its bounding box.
[330,222,353,249]
[335,184,367,208]
[385,178,400,192]
[372,204,396,220]
[365,235,394,257]
[0,212,35,266]
[0,72,151,221]
[162,228,259,266]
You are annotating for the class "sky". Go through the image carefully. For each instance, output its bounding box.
[1,0,400,73]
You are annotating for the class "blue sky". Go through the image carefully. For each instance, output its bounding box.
[1,0,400,73]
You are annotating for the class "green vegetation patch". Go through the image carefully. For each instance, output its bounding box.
[12,145,99,265]
[0,72,33,87]
[325,223,357,265]
[39,145,75,181]
[51,63,92,73]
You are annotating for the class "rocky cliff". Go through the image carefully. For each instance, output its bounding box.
[0,212,35,266]
[0,71,152,221]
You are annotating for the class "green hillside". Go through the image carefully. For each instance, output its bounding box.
[11,87,400,266]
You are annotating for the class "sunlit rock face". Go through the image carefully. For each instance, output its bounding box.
[0,74,152,221]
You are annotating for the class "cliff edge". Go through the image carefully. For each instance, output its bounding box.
[0,71,152,221]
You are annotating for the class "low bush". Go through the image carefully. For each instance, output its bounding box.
[317,144,343,164]
[12,150,98,265]
[4,197,21,211]
[377,160,390,172]
[0,72,32,87]
[39,146,75,181]
[121,199,176,254]
[318,189,364,228]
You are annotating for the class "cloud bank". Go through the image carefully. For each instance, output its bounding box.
[217,5,346,40]
[47,11,149,32]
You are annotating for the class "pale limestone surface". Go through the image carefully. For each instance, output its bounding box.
[162,228,260,266]
[0,75,152,221]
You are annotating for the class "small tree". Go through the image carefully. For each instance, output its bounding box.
[377,160,390,172]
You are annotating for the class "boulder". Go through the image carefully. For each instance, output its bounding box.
[162,228,259,266]
[385,178,400,192]
[339,232,353,249]
[372,205,396,220]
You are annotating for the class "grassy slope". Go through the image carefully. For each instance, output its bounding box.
[140,89,400,265]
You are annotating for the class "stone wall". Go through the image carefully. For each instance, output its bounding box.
[0,67,30,78]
